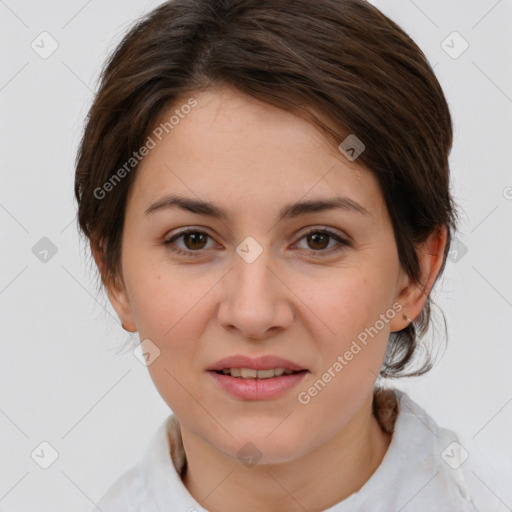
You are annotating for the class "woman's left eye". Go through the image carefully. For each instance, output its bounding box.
[163,228,350,257]
[294,228,350,256]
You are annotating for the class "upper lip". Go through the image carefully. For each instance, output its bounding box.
[206,355,307,372]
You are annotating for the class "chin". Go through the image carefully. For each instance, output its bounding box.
[213,424,308,466]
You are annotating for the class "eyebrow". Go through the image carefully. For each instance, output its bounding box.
[144,194,371,220]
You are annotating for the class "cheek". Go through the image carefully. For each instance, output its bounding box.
[126,265,215,383]
[295,279,393,429]
[295,273,394,408]
[126,260,213,336]
[297,269,395,346]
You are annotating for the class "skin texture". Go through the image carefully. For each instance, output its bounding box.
[94,85,447,512]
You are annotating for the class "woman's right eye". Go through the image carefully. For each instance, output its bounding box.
[163,229,215,257]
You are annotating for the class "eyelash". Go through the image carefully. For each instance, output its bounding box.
[162,227,351,258]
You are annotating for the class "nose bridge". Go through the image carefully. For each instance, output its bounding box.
[232,238,275,307]
[219,237,287,338]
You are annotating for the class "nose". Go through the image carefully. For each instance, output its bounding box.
[217,243,293,341]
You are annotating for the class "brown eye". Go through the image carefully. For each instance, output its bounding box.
[163,229,215,256]
[182,232,208,250]
[295,228,351,257]
[307,232,330,250]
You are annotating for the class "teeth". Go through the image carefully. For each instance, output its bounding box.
[240,368,258,378]
[219,368,296,379]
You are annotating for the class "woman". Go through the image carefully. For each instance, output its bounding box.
[75,0,482,510]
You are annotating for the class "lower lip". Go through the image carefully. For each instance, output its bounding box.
[207,370,308,400]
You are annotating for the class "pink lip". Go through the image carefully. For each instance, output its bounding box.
[206,354,306,372]
[207,370,308,400]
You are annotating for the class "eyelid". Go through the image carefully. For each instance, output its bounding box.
[293,226,351,255]
[296,225,350,241]
[163,227,218,249]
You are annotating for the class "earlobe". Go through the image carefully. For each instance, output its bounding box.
[390,225,448,332]
[90,241,138,332]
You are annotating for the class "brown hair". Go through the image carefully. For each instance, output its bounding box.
[74,0,459,378]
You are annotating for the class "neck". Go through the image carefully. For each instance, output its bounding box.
[179,391,392,512]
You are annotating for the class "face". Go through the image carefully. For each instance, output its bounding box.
[104,85,421,464]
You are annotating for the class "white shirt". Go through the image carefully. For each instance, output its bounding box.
[93,389,491,511]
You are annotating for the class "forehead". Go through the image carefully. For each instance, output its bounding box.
[128,86,386,222]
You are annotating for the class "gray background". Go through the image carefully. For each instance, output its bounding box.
[1,0,511,510]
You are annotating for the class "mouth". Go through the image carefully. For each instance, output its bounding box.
[212,368,307,379]
[207,366,309,400]
[206,355,308,399]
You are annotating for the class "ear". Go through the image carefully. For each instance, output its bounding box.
[91,240,137,332]
[390,225,448,332]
